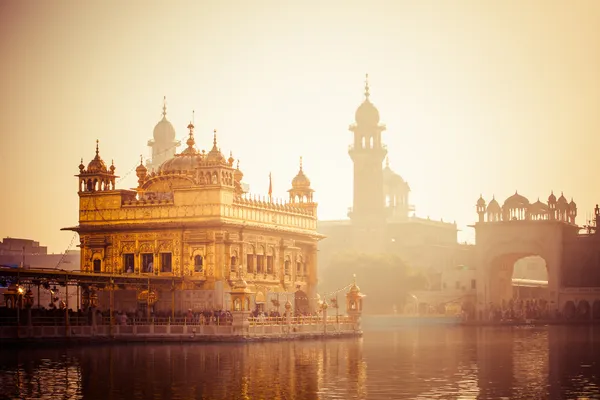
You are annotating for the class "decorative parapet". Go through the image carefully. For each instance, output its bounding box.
[80,199,317,231]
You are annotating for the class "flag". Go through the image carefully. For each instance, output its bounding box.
[268,172,273,202]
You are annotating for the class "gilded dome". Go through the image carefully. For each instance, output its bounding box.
[291,157,311,188]
[87,140,108,173]
[529,199,548,214]
[206,131,226,163]
[354,74,380,126]
[383,158,409,189]
[153,97,176,142]
[135,155,147,177]
[548,191,557,203]
[158,123,202,174]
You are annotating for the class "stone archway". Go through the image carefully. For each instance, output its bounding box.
[475,221,568,319]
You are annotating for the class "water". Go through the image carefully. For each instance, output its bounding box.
[0,325,599,399]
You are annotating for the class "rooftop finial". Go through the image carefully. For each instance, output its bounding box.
[192,109,195,125]
[162,96,167,118]
[299,156,303,171]
[364,73,370,99]
[186,121,195,148]
[95,139,99,156]
[139,154,143,164]
[213,129,217,148]
[237,160,240,169]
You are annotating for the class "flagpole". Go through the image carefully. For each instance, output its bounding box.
[268,172,273,203]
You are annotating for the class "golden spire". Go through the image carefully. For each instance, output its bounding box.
[162,95,167,118]
[364,73,370,100]
[186,121,195,148]
[213,129,218,149]
[139,154,143,164]
[95,139,99,156]
[299,156,303,171]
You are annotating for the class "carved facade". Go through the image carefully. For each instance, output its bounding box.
[64,120,323,314]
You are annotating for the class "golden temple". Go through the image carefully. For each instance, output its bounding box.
[62,115,323,315]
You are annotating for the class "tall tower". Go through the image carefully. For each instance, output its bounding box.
[348,75,388,225]
[146,96,180,171]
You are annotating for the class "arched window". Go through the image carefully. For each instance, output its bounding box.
[230,255,237,272]
[194,255,203,273]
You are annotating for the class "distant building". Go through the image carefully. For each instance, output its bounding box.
[0,237,47,256]
[146,97,181,172]
[318,76,464,294]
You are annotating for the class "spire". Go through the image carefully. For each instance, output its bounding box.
[162,96,167,119]
[212,129,218,150]
[185,121,195,148]
[299,156,303,172]
[364,73,370,100]
[95,139,99,156]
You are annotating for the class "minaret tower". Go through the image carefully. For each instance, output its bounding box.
[348,74,388,225]
[147,96,180,171]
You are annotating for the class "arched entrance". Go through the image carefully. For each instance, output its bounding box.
[474,192,588,320]
[294,290,309,315]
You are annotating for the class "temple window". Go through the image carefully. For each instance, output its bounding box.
[194,255,204,273]
[296,261,302,276]
[160,253,172,273]
[303,262,307,276]
[284,259,290,276]
[123,253,134,274]
[230,255,237,272]
[247,254,254,273]
[93,259,101,273]
[234,298,241,311]
[141,253,154,273]
[257,255,265,274]
[266,255,273,274]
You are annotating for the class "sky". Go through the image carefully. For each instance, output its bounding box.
[1,0,600,253]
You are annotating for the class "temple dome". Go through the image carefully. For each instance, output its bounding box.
[153,97,176,142]
[487,197,501,213]
[503,191,529,209]
[354,74,380,126]
[291,157,311,189]
[87,141,108,173]
[158,123,201,174]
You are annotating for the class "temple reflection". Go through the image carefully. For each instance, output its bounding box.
[1,327,600,399]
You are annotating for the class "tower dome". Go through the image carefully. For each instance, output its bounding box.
[153,97,176,142]
[87,140,108,173]
[158,123,202,174]
[291,157,311,188]
[354,74,380,126]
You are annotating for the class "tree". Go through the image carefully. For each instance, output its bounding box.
[319,251,429,315]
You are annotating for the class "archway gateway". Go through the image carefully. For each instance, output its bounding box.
[473,192,582,320]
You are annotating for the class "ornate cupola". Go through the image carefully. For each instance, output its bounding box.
[288,157,316,215]
[476,195,486,223]
[77,140,118,192]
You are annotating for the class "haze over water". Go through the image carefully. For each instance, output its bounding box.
[0,325,598,399]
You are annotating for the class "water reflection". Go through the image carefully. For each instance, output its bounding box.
[1,326,599,399]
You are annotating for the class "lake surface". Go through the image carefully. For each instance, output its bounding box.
[0,325,599,399]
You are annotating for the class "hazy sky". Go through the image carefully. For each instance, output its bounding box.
[2,0,600,253]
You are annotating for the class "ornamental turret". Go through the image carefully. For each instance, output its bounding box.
[77,140,118,192]
[288,157,316,215]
